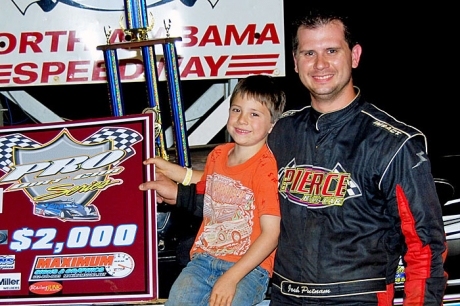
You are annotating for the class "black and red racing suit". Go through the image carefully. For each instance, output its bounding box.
[266,89,448,305]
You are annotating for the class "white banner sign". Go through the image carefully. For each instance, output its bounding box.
[0,0,286,87]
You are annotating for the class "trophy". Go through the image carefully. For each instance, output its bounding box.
[96,0,191,168]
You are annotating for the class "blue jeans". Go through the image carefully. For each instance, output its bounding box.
[165,253,269,306]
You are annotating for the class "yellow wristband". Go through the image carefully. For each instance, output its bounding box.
[182,167,193,186]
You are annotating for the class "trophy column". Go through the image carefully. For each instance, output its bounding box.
[96,0,191,168]
[162,35,190,167]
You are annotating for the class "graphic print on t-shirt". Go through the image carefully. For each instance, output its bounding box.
[194,173,254,256]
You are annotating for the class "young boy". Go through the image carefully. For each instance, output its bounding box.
[140,74,286,306]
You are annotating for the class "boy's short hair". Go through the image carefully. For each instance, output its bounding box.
[230,74,286,123]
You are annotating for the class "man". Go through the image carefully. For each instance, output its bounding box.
[266,7,447,305]
[140,7,448,305]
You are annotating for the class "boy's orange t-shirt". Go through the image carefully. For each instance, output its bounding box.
[190,142,280,276]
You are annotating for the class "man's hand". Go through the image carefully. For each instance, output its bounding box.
[139,172,178,205]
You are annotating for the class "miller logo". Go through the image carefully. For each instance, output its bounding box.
[0,273,20,290]
[0,127,142,222]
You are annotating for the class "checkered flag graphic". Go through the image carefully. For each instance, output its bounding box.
[0,133,41,173]
[331,163,362,198]
[82,127,143,163]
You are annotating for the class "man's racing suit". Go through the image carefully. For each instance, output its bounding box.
[266,89,448,305]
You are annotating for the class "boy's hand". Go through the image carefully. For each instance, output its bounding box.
[143,157,185,183]
[209,274,237,306]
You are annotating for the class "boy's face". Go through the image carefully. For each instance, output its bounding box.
[227,93,273,148]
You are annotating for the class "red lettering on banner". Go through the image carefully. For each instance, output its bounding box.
[0,23,281,84]
[0,59,150,85]
[41,62,66,83]
[0,52,280,85]
[0,33,16,54]
[204,56,228,77]
[20,32,43,53]
[224,24,256,45]
[91,60,106,81]
[91,59,145,82]
[182,26,199,47]
[182,23,280,47]
[0,18,281,86]
[181,57,205,78]
[45,31,67,52]
[0,64,13,84]
[256,23,280,44]
[14,63,38,84]
[0,23,280,55]
[67,30,88,51]
[1,30,104,55]
[67,61,90,82]
[199,25,223,46]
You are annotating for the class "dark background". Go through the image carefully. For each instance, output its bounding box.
[2,3,459,162]
[2,2,459,299]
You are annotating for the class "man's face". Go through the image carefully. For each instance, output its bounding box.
[293,20,361,105]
